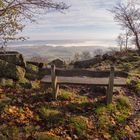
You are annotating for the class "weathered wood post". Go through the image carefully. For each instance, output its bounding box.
[51,64,59,100]
[106,65,115,105]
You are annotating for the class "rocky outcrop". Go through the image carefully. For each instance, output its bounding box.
[0,59,25,80]
[0,51,26,67]
[73,56,102,68]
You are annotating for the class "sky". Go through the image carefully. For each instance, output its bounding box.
[20,0,127,46]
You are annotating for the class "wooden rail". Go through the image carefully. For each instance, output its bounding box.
[41,65,127,104]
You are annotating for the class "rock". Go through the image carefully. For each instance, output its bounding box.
[0,59,25,80]
[73,56,102,68]
[49,58,65,68]
[0,51,26,67]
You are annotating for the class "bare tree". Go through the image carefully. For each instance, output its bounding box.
[73,53,81,62]
[124,29,130,50]
[117,34,124,51]
[94,49,103,56]
[111,2,140,53]
[81,51,91,60]
[0,0,68,45]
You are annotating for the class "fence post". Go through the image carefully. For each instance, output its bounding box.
[51,64,59,100]
[106,65,115,105]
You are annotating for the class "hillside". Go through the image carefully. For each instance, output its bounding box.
[0,50,140,140]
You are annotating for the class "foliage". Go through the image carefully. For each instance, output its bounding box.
[0,0,68,44]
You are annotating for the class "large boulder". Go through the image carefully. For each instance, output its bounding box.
[0,59,25,80]
[0,51,26,67]
[73,56,102,68]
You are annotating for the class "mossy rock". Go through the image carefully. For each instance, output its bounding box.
[0,51,26,67]
[0,59,25,80]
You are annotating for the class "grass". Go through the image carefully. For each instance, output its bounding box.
[116,95,131,109]
[58,89,75,101]
[68,116,88,137]
[136,83,140,95]
[35,132,63,140]
[39,106,65,128]
[94,95,132,135]
[0,86,137,140]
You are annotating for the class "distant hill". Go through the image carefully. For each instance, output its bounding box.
[7,45,109,61]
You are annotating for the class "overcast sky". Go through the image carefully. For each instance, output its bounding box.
[20,0,128,46]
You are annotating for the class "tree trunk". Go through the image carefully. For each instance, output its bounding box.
[134,32,140,54]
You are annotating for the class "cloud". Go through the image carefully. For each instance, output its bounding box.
[20,0,123,45]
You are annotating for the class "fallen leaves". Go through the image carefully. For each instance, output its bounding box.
[1,105,34,126]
